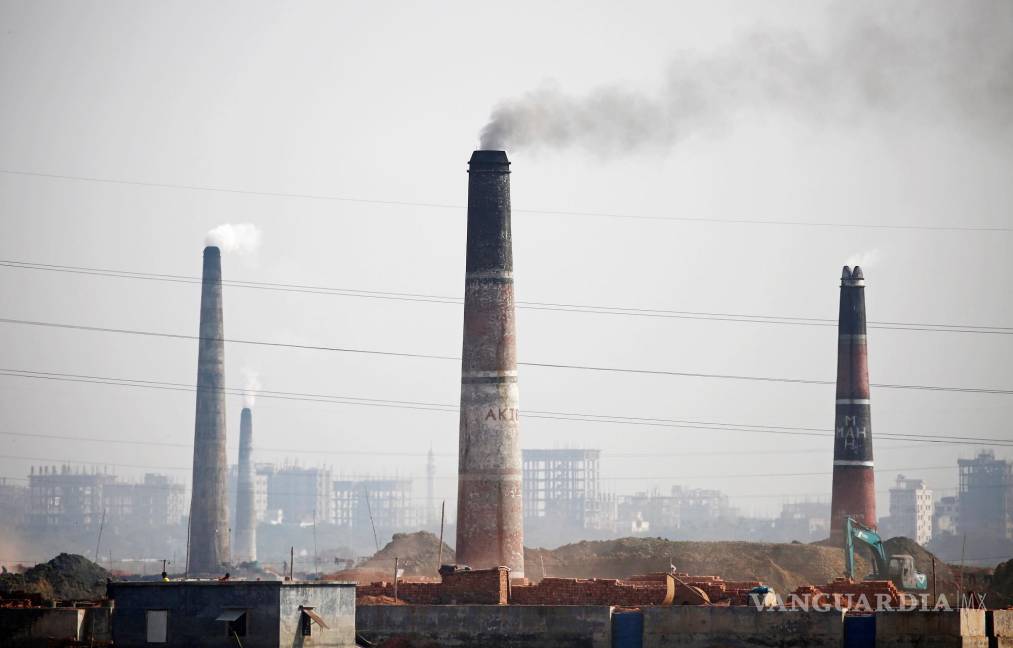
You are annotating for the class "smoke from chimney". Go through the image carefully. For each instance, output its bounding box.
[205,224,262,255]
[479,1,1013,154]
[241,368,261,408]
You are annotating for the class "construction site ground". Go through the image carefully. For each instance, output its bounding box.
[331,532,984,600]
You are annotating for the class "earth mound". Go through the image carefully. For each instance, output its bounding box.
[0,553,109,602]
[524,537,870,593]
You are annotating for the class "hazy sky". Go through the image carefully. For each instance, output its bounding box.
[1,0,1011,522]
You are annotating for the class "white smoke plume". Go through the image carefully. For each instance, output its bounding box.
[479,1,1013,153]
[845,249,881,270]
[242,369,261,408]
[205,223,262,255]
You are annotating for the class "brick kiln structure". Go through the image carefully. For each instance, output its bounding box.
[830,265,877,537]
[455,150,525,578]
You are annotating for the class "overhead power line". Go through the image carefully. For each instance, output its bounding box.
[0,451,959,481]
[2,317,1011,395]
[2,368,1011,448]
[2,259,1011,335]
[0,429,936,458]
[1,168,1010,232]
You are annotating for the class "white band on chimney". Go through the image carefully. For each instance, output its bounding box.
[836,398,870,405]
[834,460,875,467]
[466,270,514,280]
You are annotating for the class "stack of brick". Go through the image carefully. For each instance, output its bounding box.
[624,573,763,606]
[790,578,901,609]
[510,577,668,606]
[357,568,771,607]
[356,566,509,605]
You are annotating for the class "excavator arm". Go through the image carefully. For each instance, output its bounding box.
[844,517,890,579]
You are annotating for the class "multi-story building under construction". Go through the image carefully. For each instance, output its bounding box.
[958,450,1013,540]
[522,449,615,531]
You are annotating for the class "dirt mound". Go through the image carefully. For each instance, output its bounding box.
[0,553,109,602]
[883,536,957,594]
[359,532,455,578]
[525,537,871,594]
[990,559,1013,607]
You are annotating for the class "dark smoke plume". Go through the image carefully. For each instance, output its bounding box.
[479,1,1013,153]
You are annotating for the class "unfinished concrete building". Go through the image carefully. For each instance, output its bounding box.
[958,450,1013,540]
[268,465,333,525]
[187,245,231,574]
[455,150,524,578]
[233,407,257,563]
[333,478,413,530]
[829,265,877,536]
[103,474,186,527]
[522,449,614,531]
[27,465,114,529]
[0,477,27,527]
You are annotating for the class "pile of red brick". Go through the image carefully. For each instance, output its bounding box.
[623,572,763,606]
[791,578,901,609]
[510,577,667,606]
[357,566,509,605]
[357,567,770,607]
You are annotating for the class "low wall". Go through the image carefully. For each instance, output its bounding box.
[357,604,613,648]
[875,609,987,648]
[0,607,85,648]
[358,567,509,605]
[642,606,843,648]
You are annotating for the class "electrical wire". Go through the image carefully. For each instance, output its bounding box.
[2,168,1011,232]
[2,259,1011,334]
[2,318,1011,395]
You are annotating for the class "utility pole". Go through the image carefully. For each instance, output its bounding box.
[312,508,319,576]
[436,500,446,574]
[393,557,399,603]
[94,509,106,563]
[364,487,379,553]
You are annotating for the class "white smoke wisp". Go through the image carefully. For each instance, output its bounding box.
[242,369,261,408]
[478,1,1013,153]
[845,249,881,270]
[205,224,262,255]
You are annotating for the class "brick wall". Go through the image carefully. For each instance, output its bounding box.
[357,567,767,607]
[792,578,901,609]
[357,566,509,605]
[511,577,668,606]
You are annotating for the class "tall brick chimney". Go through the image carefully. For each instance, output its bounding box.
[233,407,256,563]
[455,150,524,578]
[830,265,877,537]
[187,246,231,573]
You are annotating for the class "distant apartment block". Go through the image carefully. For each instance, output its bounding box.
[883,474,933,545]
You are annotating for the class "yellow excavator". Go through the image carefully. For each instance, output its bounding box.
[845,517,928,591]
